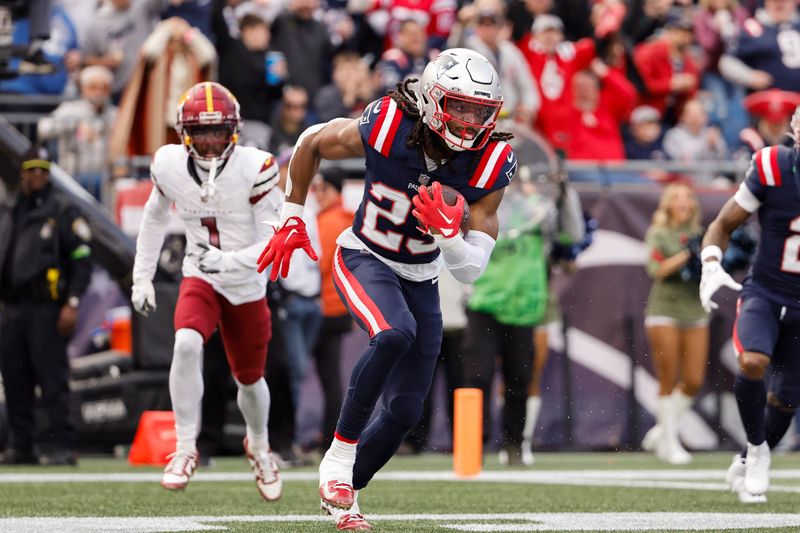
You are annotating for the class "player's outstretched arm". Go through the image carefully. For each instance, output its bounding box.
[131,187,172,316]
[432,188,505,284]
[699,197,750,312]
[257,118,365,279]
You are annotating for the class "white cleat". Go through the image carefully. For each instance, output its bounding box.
[243,438,282,501]
[641,425,662,453]
[521,439,535,466]
[725,453,767,503]
[655,434,692,465]
[319,449,356,509]
[726,454,746,492]
[160,450,199,491]
[744,441,771,495]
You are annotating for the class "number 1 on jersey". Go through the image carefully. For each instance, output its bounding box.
[201,217,221,248]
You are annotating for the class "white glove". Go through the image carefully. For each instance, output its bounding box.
[699,261,742,313]
[192,242,240,274]
[131,280,156,316]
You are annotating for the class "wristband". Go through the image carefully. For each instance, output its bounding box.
[701,245,723,262]
[279,202,305,225]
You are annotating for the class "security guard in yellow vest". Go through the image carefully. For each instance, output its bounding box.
[0,146,91,466]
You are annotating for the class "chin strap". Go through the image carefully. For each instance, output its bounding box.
[200,157,219,203]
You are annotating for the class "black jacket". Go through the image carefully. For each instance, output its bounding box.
[0,183,92,305]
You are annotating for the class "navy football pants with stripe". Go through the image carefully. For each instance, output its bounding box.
[333,247,442,489]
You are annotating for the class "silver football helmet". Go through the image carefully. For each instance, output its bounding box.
[416,48,503,151]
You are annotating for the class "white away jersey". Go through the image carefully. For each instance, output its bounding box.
[134,144,282,305]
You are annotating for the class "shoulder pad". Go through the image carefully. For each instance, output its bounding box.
[361,96,404,157]
[250,152,280,203]
[753,145,791,187]
[468,141,516,190]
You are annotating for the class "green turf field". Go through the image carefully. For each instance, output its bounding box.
[0,452,799,532]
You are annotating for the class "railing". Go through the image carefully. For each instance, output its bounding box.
[120,154,750,186]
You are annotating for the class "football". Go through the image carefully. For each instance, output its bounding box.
[420,183,470,238]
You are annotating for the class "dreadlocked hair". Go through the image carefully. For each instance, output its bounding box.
[387,78,514,154]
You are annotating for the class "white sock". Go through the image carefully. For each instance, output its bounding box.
[656,395,671,434]
[324,435,357,468]
[350,490,361,514]
[170,329,205,454]
[236,377,271,452]
[522,396,542,442]
[672,389,693,417]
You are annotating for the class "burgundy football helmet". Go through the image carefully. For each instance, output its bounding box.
[176,82,241,165]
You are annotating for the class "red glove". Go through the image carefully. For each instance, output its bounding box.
[411,182,464,239]
[256,216,318,281]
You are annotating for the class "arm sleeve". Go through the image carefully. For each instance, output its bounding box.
[132,186,172,284]
[435,230,496,284]
[61,208,92,299]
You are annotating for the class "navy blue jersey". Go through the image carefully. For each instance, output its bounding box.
[738,145,800,307]
[352,96,517,265]
[732,17,800,92]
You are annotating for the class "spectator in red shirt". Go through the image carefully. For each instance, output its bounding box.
[565,59,637,161]
[518,14,597,150]
[633,11,699,123]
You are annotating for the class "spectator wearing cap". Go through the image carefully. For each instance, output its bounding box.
[0,146,92,466]
[625,105,669,161]
[38,65,117,201]
[693,0,750,149]
[720,0,800,93]
[450,0,540,125]
[633,9,699,123]
[738,89,800,155]
[308,168,355,451]
[663,98,729,165]
[564,59,637,161]
[518,14,598,150]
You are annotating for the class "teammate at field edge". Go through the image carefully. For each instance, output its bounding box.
[701,105,800,504]
[256,48,517,530]
[131,82,283,502]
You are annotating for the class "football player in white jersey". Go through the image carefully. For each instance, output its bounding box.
[131,82,284,501]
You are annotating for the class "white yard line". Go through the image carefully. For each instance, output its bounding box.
[3,513,800,532]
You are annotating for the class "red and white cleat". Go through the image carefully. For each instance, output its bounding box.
[320,480,355,509]
[336,512,373,531]
[243,437,282,501]
[160,450,199,491]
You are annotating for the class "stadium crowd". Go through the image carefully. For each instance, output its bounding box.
[6,0,800,197]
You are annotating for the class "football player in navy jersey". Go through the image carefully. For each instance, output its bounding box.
[256,48,517,530]
[701,106,800,504]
